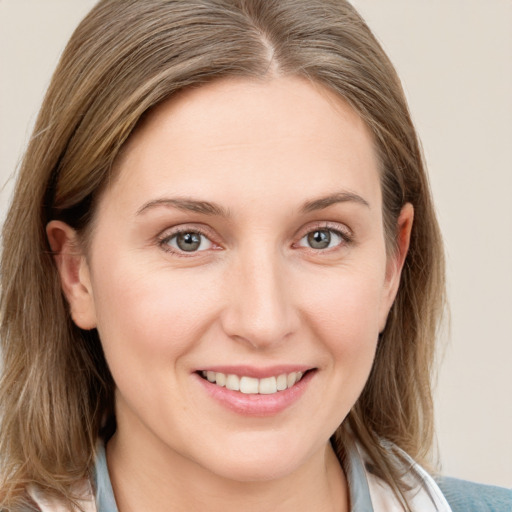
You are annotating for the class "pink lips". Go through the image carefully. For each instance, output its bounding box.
[195,366,315,416]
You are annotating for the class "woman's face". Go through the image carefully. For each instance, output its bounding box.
[56,76,411,482]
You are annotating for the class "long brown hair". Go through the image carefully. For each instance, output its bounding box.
[0,0,445,509]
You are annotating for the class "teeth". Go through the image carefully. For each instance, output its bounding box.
[276,374,287,391]
[215,372,226,387]
[259,376,277,394]
[201,370,307,394]
[226,374,240,391]
[240,376,259,394]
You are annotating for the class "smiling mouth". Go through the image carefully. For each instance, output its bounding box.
[199,370,311,395]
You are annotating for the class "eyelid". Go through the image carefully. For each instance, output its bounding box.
[156,224,221,257]
[293,221,354,249]
[154,220,353,257]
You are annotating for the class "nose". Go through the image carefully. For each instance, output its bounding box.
[220,247,299,350]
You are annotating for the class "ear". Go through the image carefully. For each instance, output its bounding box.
[46,220,97,330]
[379,203,414,332]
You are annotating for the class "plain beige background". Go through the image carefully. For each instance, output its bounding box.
[1,0,511,488]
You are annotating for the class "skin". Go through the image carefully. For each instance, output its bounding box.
[48,76,413,512]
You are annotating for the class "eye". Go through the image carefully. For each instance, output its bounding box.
[163,230,213,253]
[298,228,346,250]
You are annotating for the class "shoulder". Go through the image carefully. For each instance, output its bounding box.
[436,476,512,512]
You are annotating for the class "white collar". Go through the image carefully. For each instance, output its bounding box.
[344,433,453,511]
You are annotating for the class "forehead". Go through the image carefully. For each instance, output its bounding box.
[105,76,381,215]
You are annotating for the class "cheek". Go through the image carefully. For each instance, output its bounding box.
[301,265,385,340]
[295,261,386,379]
[91,261,221,370]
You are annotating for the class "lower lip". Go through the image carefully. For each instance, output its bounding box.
[195,371,315,417]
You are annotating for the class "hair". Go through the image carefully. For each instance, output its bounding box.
[0,0,445,509]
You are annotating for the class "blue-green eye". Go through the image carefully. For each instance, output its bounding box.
[298,229,344,250]
[165,231,213,252]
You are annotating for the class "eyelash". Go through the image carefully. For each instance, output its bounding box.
[157,226,217,257]
[157,222,353,257]
[295,222,353,253]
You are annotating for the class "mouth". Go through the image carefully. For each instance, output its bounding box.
[198,370,311,395]
[195,367,316,416]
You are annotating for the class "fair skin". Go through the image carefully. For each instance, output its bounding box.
[48,76,413,512]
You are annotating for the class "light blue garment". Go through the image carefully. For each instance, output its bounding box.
[94,444,118,512]
[92,441,512,512]
[436,477,512,512]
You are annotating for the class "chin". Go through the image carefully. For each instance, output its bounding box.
[207,456,303,483]
[193,435,316,483]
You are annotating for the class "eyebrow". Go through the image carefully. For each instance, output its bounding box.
[300,191,370,213]
[136,197,230,217]
[136,190,370,217]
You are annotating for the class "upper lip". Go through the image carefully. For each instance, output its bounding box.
[195,365,315,379]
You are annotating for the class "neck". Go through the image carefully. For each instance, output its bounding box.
[107,430,349,512]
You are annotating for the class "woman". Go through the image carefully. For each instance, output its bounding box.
[0,1,510,511]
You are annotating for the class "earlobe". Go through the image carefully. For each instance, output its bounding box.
[379,203,414,332]
[46,220,97,330]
